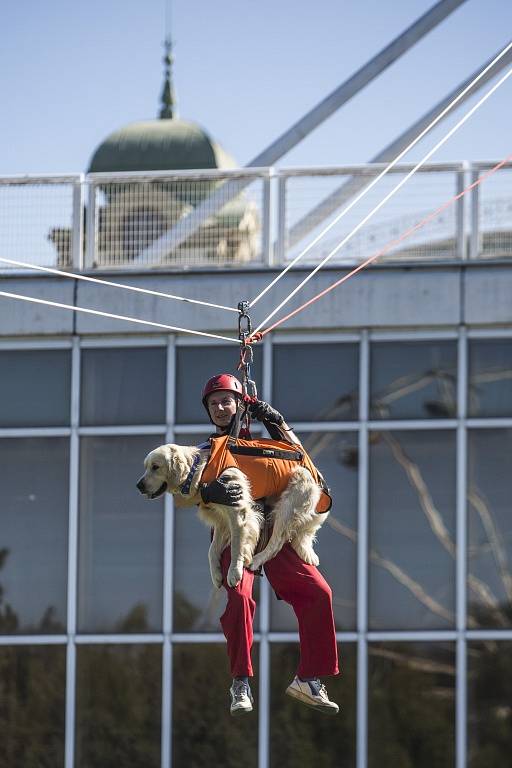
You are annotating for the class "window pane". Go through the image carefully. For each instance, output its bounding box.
[269,643,355,768]
[270,431,358,631]
[176,345,262,424]
[272,343,359,421]
[0,438,68,633]
[78,435,165,632]
[80,347,166,425]
[0,350,71,427]
[368,642,455,768]
[370,341,457,420]
[468,641,512,767]
[76,644,161,768]
[0,645,65,767]
[369,430,456,630]
[173,506,229,632]
[468,339,512,417]
[468,429,512,628]
[172,644,258,768]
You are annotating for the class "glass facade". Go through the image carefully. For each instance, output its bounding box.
[75,644,162,768]
[369,429,456,630]
[467,428,512,629]
[0,437,69,633]
[0,349,71,427]
[370,340,457,420]
[0,644,66,767]
[467,641,512,767]
[78,435,165,633]
[368,642,456,768]
[1,330,511,767]
[270,642,356,768]
[172,643,259,767]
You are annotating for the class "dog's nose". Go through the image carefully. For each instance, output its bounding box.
[136,478,145,492]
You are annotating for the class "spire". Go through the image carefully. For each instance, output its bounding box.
[159,37,176,119]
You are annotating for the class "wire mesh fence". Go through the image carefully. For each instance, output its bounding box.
[277,165,463,264]
[474,164,512,259]
[0,163,511,273]
[0,176,81,271]
[85,170,266,269]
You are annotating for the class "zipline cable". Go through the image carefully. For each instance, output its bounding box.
[0,257,238,314]
[249,39,512,310]
[252,64,512,335]
[251,153,512,338]
[0,291,239,343]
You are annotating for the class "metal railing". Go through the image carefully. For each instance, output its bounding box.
[0,162,510,273]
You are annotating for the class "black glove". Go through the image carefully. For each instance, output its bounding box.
[200,477,244,506]
[248,399,284,425]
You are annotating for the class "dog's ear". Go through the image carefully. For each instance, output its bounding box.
[164,445,188,483]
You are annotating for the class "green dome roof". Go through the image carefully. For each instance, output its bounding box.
[88,118,236,173]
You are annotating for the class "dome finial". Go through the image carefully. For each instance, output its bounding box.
[159,37,176,120]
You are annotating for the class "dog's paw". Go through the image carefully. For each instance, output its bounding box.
[296,547,319,566]
[210,567,223,589]
[249,554,264,572]
[227,565,243,588]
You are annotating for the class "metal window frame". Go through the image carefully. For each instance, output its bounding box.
[0,339,74,350]
[79,336,168,348]
[65,337,80,768]
[0,635,68,646]
[467,327,512,338]
[162,336,175,768]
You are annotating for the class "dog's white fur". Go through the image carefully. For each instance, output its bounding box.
[137,442,328,589]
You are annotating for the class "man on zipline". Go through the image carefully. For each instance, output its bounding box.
[197,373,339,717]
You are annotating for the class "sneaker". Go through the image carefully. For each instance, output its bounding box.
[285,676,339,715]
[230,679,254,716]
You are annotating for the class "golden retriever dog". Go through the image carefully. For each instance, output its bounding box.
[136,442,329,589]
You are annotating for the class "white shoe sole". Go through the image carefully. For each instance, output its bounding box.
[230,702,253,716]
[285,685,339,715]
[230,691,254,716]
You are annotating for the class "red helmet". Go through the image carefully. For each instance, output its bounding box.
[202,373,243,411]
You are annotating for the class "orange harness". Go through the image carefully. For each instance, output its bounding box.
[201,435,332,514]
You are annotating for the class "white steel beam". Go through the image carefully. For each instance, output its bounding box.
[250,0,468,166]
[287,44,512,249]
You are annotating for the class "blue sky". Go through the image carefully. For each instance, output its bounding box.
[1,0,511,175]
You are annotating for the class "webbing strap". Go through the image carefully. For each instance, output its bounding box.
[179,452,202,496]
[228,401,247,438]
[228,444,303,461]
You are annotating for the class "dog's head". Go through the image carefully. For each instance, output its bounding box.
[136,444,191,499]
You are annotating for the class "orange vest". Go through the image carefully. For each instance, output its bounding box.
[201,435,332,514]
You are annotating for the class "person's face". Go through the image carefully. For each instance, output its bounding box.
[207,389,238,428]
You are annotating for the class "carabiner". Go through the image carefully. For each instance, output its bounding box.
[238,300,252,344]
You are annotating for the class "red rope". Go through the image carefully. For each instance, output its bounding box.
[249,154,512,342]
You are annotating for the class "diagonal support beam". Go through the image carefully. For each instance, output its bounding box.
[287,43,512,249]
[137,0,468,263]
[248,0,469,166]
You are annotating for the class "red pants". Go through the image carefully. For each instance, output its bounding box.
[219,544,339,679]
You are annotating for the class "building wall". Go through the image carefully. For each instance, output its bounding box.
[1,262,511,768]
[1,262,512,337]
